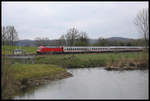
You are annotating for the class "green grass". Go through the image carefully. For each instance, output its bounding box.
[1,63,71,99]
[34,52,149,68]
[2,45,37,55]
[11,64,67,80]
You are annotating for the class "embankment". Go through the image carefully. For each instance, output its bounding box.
[1,64,72,99]
[34,52,149,70]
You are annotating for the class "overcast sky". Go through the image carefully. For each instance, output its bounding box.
[2,2,148,40]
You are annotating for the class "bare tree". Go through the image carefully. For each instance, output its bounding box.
[79,32,88,42]
[59,28,89,46]
[2,26,18,46]
[75,32,89,46]
[65,27,80,46]
[2,26,19,55]
[134,8,149,48]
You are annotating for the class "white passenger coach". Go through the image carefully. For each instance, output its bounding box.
[63,46,144,53]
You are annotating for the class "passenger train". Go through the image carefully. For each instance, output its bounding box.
[36,46,144,54]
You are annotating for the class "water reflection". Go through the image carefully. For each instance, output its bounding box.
[15,68,148,99]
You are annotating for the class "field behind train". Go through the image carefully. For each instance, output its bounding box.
[2,45,37,55]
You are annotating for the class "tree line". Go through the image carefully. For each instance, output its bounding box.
[91,38,146,46]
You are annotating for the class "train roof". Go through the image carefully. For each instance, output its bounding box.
[38,46,61,48]
[63,46,144,48]
[38,46,145,48]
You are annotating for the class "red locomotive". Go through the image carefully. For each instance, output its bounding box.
[37,46,63,54]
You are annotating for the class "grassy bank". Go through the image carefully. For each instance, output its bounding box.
[34,52,149,70]
[2,63,72,99]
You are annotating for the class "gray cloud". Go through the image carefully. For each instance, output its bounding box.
[2,2,148,40]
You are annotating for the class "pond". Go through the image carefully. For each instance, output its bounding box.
[15,68,148,99]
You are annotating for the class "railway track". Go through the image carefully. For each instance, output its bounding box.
[2,49,143,57]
